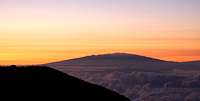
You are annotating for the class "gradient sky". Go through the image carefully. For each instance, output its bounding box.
[0,0,200,65]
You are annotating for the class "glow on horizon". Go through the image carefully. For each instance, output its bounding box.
[0,0,200,65]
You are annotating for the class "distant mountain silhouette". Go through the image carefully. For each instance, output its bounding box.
[0,66,130,101]
[46,53,200,72]
[48,53,165,66]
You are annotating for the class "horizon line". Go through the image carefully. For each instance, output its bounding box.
[0,52,199,66]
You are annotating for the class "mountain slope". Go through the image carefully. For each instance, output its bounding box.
[182,61,200,66]
[48,53,166,66]
[46,53,200,72]
[0,66,130,101]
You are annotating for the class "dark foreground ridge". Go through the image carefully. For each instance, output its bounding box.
[0,65,130,101]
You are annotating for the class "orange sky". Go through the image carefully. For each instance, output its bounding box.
[0,0,200,65]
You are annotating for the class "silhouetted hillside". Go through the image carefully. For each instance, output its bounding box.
[48,53,166,67]
[0,66,130,101]
[46,53,200,72]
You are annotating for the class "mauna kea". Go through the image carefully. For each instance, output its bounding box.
[46,53,200,72]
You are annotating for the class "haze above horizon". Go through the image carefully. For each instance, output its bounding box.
[0,0,199,65]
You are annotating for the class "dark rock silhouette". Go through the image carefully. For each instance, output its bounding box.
[0,66,130,101]
[47,53,166,67]
[46,53,200,72]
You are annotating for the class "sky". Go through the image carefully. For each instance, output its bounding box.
[0,0,200,65]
